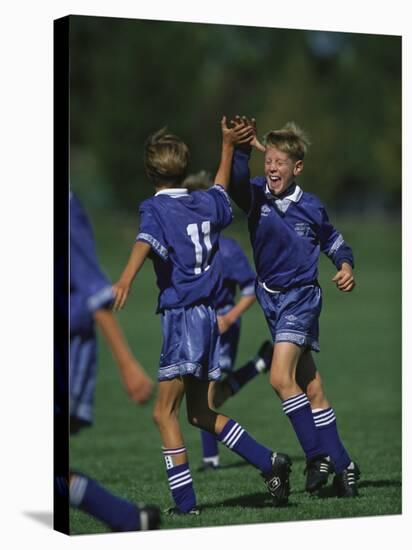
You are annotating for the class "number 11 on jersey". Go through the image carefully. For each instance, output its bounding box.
[186,221,212,274]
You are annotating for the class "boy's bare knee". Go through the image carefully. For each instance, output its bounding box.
[305,382,320,403]
[153,401,176,427]
[152,405,162,427]
[270,368,293,394]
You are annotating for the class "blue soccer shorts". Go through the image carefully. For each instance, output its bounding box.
[216,304,240,373]
[256,282,322,352]
[158,304,222,382]
[70,331,98,428]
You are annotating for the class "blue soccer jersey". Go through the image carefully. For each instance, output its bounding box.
[70,192,114,334]
[229,149,354,289]
[70,192,114,426]
[136,185,233,312]
[215,235,256,311]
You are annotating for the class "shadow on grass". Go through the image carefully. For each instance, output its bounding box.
[299,478,403,499]
[207,455,304,472]
[200,492,298,510]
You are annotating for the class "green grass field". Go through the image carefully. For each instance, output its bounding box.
[69,211,402,534]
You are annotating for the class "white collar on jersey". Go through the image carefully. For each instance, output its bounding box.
[264,183,303,213]
[155,188,189,198]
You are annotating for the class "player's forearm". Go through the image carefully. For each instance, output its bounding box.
[214,143,235,190]
[118,241,151,286]
[226,294,256,324]
[228,149,252,212]
[94,308,134,366]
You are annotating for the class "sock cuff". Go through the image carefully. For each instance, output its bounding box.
[162,446,187,455]
[282,393,310,415]
[217,419,245,449]
[312,407,336,427]
[69,474,89,507]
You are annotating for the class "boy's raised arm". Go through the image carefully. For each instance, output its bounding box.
[214,116,253,190]
[227,115,262,213]
[112,240,151,311]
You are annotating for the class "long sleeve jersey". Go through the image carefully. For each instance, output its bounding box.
[229,148,354,289]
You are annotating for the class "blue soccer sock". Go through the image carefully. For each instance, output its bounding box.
[224,360,260,395]
[312,408,351,474]
[282,393,324,461]
[200,431,219,466]
[163,447,196,512]
[70,473,139,531]
[217,418,272,473]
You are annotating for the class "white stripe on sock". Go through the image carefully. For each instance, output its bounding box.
[69,475,88,507]
[315,417,336,427]
[227,428,245,448]
[168,469,191,482]
[283,393,308,406]
[169,473,192,487]
[169,477,193,490]
[282,394,309,414]
[223,423,240,444]
[224,425,243,447]
[313,408,335,420]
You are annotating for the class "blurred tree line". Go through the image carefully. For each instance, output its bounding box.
[68,16,401,215]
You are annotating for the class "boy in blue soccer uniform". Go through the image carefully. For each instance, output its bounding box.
[184,173,273,471]
[112,119,292,514]
[65,192,161,531]
[228,117,360,497]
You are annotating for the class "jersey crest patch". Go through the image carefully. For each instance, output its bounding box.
[294,222,310,237]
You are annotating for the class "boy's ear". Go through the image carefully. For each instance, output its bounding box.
[294,160,304,176]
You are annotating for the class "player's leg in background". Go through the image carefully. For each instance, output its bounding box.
[69,471,160,531]
[184,375,292,507]
[153,378,199,514]
[296,351,360,496]
[198,380,221,471]
[213,342,273,408]
[198,324,240,471]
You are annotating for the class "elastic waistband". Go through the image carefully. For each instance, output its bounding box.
[258,279,319,294]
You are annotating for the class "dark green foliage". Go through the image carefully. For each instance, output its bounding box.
[69,16,401,214]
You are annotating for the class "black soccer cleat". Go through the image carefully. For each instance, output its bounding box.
[333,461,361,498]
[164,506,201,517]
[138,505,162,530]
[256,340,273,372]
[304,456,334,493]
[261,452,292,507]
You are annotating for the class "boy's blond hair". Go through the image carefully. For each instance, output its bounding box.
[144,127,189,186]
[183,171,213,192]
[263,122,311,161]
